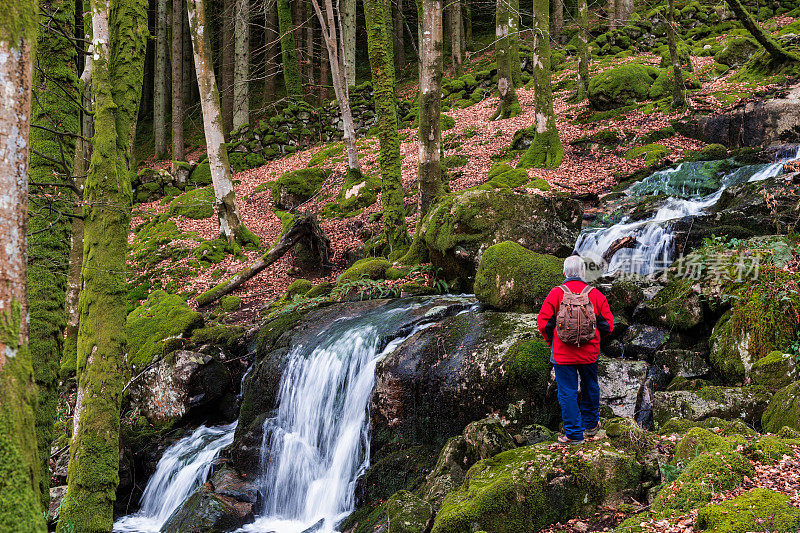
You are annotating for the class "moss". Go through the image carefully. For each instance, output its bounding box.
[168,186,214,219]
[658,417,756,437]
[762,381,800,433]
[442,154,468,169]
[277,0,301,95]
[481,163,529,189]
[646,278,703,330]
[648,68,701,99]
[745,435,792,465]
[441,115,456,131]
[285,279,313,299]
[528,178,551,191]
[696,488,800,533]
[307,143,345,167]
[190,325,245,352]
[672,427,735,464]
[337,258,391,282]
[188,162,212,185]
[194,238,239,265]
[126,290,204,372]
[306,282,334,298]
[503,339,551,389]
[588,63,660,110]
[218,295,242,312]
[271,168,331,207]
[321,168,380,218]
[694,143,729,161]
[624,143,671,164]
[517,129,564,170]
[474,241,564,313]
[714,36,759,67]
[750,351,796,390]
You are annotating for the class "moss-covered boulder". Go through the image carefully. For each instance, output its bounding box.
[462,418,517,460]
[337,258,391,282]
[474,242,563,313]
[430,442,643,533]
[480,163,530,189]
[652,385,771,429]
[648,68,700,100]
[322,169,380,218]
[714,36,759,68]
[218,295,242,312]
[419,188,582,286]
[697,488,800,533]
[762,381,800,433]
[271,168,331,210]
[126,291,204,373]
[386,491,433,533]
[751,351,797,390]
[168,186,214,219]
[657,416,757,437]
[638,278,705,331]
[598,357,648,419]
[422,436,478,506]
[588,63,660,110]
[606,279,645,317]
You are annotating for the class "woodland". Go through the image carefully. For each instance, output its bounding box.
[3,0,800,530]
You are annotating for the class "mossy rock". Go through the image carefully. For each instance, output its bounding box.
[672,427,738,463]
[126,290,204,372]
[641,278,704,331]
[696,488,800,533]
[337,258,391,282]
[658,416,757,437]
[606,279,645,317]
[194,238,240,266]
[218,295,242,313]
[714,36,759,68]
[588,63,660,110]
[284,279,313,299]
[385,491,433,533]
[188,162,212,186]
[321,169,380,218]
[750,351,797,390]
[624,143,671,164]
[271,168,332,210]
[474,241,564,313]
[480,163,529,189]
[652,386,771,429]
[307,143,345,167]
[762,381,800,433]
[528,178,550,191]
[168,186,214,219]
[648,68,701,100]
[693,143,729,161]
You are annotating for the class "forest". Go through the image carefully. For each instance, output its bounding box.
[3,0,800,530]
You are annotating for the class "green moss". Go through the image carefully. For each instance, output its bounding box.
[190,325,245,352]
[126,290,204,372]
[745,435,792,465]
[168,186,214,219]
[441,115,456,131]
[308,143,345,167]
[306,282,334,298]
[588,63,660,110]
[218,295,242,312]
[646,278,702,330]
[648,68,701,99]
[474,241,564,313]
[285,279,313,299]
[482,163,529,189]
[658,417,756,437]
[188,162,212,186]
[762,381,800,433]
[528,178,551,191]
[696,488,800,533]
[442,154,468,169]
[694,143,729,161]
[503,339,550,389]
[516,129,564,170]
[672,427,734,464]
[714,36,759,67]
[337,258,391,282]
[193,238,240,265]
[277,0,301,95]
[624,143,671,164]
[751,351,796,389]
[271,168,331,205]
[321,168,380,218]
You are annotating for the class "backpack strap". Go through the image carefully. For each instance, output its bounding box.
[579,285,592,296]
[558,284,572,295]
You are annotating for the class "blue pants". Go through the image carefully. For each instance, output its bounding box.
[553,362,600,441]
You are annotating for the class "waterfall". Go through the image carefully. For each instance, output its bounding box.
[240,300,440,533]
[113,422,237,533]
[575,146,800,276]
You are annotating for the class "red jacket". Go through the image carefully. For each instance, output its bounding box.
[537,278,614,365]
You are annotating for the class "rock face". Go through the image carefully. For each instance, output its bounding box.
[678,83,800,148]
[652,386,771,428]
[598,357,648,418]
[419,189,582,287]
[762,381,800,433]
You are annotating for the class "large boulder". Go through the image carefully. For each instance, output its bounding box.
[635,278,705,331]
[386,491,434,533]
[270,168,331,210]
[652,385,770,429]
[419,188,582,286]
[697,488,800,533]
[474,241,564,312]
[588,63,660,110]
[751,351,797,390]
[598,357,648,418]
[761,381,800,433]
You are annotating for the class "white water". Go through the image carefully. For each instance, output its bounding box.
[240,302,437,533]
[575,146,800,276]
[114,421,237,533]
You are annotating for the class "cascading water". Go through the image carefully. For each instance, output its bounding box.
[114,421,237,533]
[575,145,800,275]
[240,299,448,533]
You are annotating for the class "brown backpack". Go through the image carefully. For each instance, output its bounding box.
[556,284,597,346]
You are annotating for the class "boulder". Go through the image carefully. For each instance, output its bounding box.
[474,241,564,312]
[598,357,648,418]
[605,279,645,318]
[697,488,800,533]
[713,36,759,68]
[652,385,771,428]
[462,418,517,460]
[635,278,705,331]
[588,63,660,110]
[419,188,582,286]
[621,324,669,360]
[652,348,711,380]
[48,485,68,523]
[386,491,434,533]
[751,351,797,390]
[762,381,800,433]
[271,168,331,210]
[422,437,476,506]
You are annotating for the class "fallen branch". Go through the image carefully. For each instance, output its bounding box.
[726,0,800,63]
[196,214,330,307]
[602,236,638,263]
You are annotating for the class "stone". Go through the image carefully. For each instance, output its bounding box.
[635,278,705,331]
[422,436,476,506]
[598,357,648,418]
[386,491,433,533]
[48,485,68,522]
[621,324,669,361]
[751,351,797,390]
[652,348,711,380]
[697,488,800,533]
[652,385,771,429]
[588,63,660,110]
[762,381,800,433]
[462,418,517,460]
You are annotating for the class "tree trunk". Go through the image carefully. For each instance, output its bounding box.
[221,0,235,134]
[616,0,633,27]
[576,0,589,100]
[726,0,799,63]
[666,0,685,108]
[450,0,462,74]
[418,0,445,218]
[172,0,185,162]
[187,0,257,245]
[28,0,80,507]
[607,0,616,29]
[318,29,329,100]
[305,0,315,90]
[552,0,563,42]
[278,0,303,95]
[234,0,250,128]
[518,0,563,168]
[492,0,521,119]
[342,0,356,87]
[58,0,147,527]
[182,7,194,103]
[264,0,279,101]
[0,7,47,530]
[394,0,406,70]
[363,0,410,253]
[509,0,522,87]
[154,0,169,157]
[463,0,472,50]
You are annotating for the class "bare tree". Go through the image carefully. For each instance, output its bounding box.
[665,0,685,108]
[450,0,463,73]
[552,0,563,42]
[264,0,279,101]
[234,0,250,128]
[576,0,589,100]
[342,0,356,86]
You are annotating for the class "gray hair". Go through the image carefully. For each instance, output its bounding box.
[563,255,586,279]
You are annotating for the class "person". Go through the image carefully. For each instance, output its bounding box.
[537,255,614,444]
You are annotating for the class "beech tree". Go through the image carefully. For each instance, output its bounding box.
[575,0,589,100]
[518,0,563,168]
[264,0,279,100]
[154,0,168,157]
[450,0,463,73]
[342,0,356,86]
[665,0,685,108]
[0,1,48,529]
[492,0,522,119]
[172,0,185,163]
[363,0,410,252]
[234,0,250,128]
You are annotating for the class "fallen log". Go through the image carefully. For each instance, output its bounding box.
[196,214,330,307]
[602,236,638,264]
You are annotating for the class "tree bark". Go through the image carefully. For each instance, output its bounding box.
[234,0,250,127]
[318,27,330,100]
[509,0,522,86]
[264,0,279,101]
[28,0,80,507]
[518,0,563,168]
[342,0,356,87]
[172,0,185,162]
[221,0,235,134]
[576,0,589,100]
[450,0,462,74]
[726,0,800,63]
[615,0,633,27]
[492,0,521,119]
[305,0,315,90]
[182,6,194,102]
[0,4,47,529]
[363,0,411,253]
[58,0,147,527]
[187,0,256,244]
[278,0,303,95]
[463,0,472,50]
[154,0,169,157]
[666,0,685,109]
[552,0,563,42]
[418,0,445,219]
[607,0,616,29]
[394,0,406,69]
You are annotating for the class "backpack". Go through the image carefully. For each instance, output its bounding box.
[555,284,597,346]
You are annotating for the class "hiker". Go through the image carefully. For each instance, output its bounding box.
[537,255,614,444]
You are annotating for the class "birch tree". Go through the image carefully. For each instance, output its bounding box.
[172,0,185,162]
[492,0,521,119]
[0,1,48,529]
[154,0,168,157]
[309,0,363,179]
[518,0,563,168]
[575,0,589,101]
[342,0,356,87]
[234,0,250,128]
[418,0,445,218]
[187,0,259,245]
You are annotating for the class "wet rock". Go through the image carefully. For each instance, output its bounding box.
[652,385,771,429]
[518,424,556,445]
[462,418,517,460]
[605,279,645,318]
[598,357,648,418]
[621,324,669,360]
[48,485,68,523]
[386,491,433,533]
[635,278,705,331]
[652,348,711,380]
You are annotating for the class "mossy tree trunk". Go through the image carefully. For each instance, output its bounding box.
[264,0,279,100]
[172,0,185,163]
[233,0,250,128]
[518,0,563,168]
[154,0,168,157]
[277,0,302,95]
[575,0,589,100]
[342,0,356,87]
[449,0,462,74]
[665,0,685,109]
[509,0,522,87]
[492,0,521,119]
[57,0,147,528]
[363,0,410,253]
[187,0,257,245]
[394,0,406,69]
[418,0,445,219]
[28,0,80,507]
[0,3,48,530]
[551,0,562,42]
[310,0,362,175]
[726,0,800,63]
